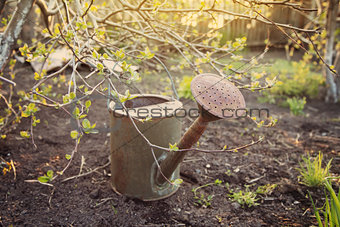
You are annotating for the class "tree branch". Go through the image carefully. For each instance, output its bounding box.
[0,0,36,72]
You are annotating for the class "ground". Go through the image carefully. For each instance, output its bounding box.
[0,52,339,226]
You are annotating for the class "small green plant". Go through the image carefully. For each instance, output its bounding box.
[256,184,277,195]
[286,96,306,116]
[192,179,222,208]
[193,193,213,208]
[309,180,340,227]
[178,76,194,100]
[38,170,54,183]
[228,185,259,208]
[297,152,332,187]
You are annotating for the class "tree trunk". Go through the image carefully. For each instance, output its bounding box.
[335,51,340,97]
[0,0,35,73]
[324,0,339,102]
[0,0,7,15]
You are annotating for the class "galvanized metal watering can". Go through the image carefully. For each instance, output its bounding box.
[109,73,246,201]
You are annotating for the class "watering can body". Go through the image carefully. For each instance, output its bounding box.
[109,94,182,201]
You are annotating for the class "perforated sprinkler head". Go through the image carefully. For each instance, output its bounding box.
[191,73,246,120]
[156,73,246,185]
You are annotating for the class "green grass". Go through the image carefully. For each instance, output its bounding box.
[309,180,340,227]
[297,152,332,187]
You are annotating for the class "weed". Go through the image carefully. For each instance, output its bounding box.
[192,179,222,208]
[228,185,259,208]
[194,193,213,208]
[286,97,306,116]
[256,184,277,196]
[38,170,54,183]
[297,152,332,187]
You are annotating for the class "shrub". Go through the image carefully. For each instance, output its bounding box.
[259,59,325,101]
[286,97,306,116]
[178,75,194,100]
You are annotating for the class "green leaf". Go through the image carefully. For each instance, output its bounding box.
[92,51,97,59]
[69,92,76,100]
[63,94,70,104]
[38,176,50,183]
[172,178,183,185]
[20,131,30,138]
[79,114,87,119]
[65,154,71,160]
[114,49,125,60]
[214,179,222,185]
[70,130,78,139]
[47,170,54,178]
[73,107,80,118]
[85,100,91,109]
[82,119,91,129]
[103,53,109,59]
[97,63,104,71]
[169,143,179,151]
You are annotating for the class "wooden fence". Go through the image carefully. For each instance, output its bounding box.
[185,0,315,46]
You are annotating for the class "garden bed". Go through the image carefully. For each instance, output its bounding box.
[0,62,339,226]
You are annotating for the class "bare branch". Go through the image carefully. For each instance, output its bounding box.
[0,75,16,86]
[82,0,93,17]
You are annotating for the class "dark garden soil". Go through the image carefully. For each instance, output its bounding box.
[1,61,340,227]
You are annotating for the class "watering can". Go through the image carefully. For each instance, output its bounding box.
[109,94,183,201]
[109,73,246,201]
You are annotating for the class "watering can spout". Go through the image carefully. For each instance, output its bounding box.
[156,73,246,186]
[155,114,209,185]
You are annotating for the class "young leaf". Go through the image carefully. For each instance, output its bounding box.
[38,176,50,183]
[85,100,91,109]
[103,53,109,59]
[169,143,179,151]
[47,170,54,178]
[65,154,71,160]
[69,92,76,100]
[82,119,91,129]
[20,131,30,138]
[172,178,183,185]
[70,130,78,139]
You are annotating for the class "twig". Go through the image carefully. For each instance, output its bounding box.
[48,187,55,208]
[82,0,93,17]
[58,26,83,63]
[61,160,110,182]
[24,179,54,187]
[95,197,116,207]
[30,115,37,150]
[0,76,16,86]
[0,94,18,117]
[151,136,264,153]
[79,155,85,175]
[306,33,339,77]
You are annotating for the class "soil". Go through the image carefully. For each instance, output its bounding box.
[0,59,339,227]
